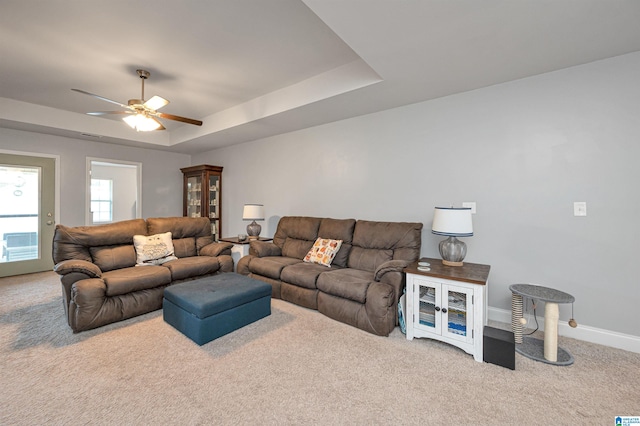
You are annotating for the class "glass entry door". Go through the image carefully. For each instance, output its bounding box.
[0,154,56,277]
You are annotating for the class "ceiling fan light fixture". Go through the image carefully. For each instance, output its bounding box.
[144,95,169,111]
[123,113,162,132]
[73,68,202,130]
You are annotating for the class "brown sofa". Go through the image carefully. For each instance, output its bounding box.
[52,217,233,332]
[237,216,422,336]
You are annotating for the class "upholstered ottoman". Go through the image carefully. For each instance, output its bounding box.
[163,273,271,345]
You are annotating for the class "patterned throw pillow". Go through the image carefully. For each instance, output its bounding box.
[133,232,178,266]
[303,238,343,267]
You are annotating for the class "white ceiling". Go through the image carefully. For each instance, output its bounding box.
[1,0,640,154]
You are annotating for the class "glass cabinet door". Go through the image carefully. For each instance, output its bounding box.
[208,175,219,220]
[186,176,202,218]
[414,278,441,334]
[413,278,474,343]
[443,286,473,343]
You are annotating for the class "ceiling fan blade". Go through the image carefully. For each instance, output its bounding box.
[144,95,169,111]
[156,112,203,126]
[72,88,130,109]
[152,117,166,130]
[86,111,132,116]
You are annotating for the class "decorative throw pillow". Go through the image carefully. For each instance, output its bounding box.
[303,238,343,267]
[133,232,178,266]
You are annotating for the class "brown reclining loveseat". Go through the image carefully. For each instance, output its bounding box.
[238,216,422,336]
[52,217,233,332]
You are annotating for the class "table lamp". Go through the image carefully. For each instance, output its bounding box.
[243,204,265,239]
[431,207,473,266]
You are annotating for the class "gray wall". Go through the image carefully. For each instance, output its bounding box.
[0,128,190,226]
[91,163,139,223]
[196,52,640,337]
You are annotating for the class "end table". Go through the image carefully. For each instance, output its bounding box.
[404,258,490,362]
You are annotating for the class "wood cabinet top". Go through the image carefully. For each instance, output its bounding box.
[180,164,223,174]
[219,236,273,245]
[404,257,490,285]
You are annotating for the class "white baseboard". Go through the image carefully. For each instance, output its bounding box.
[488,307,640,354]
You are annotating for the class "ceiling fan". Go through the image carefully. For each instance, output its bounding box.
[72,69,203,131]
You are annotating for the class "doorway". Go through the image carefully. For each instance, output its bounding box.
[86,158,142,225]
[0,152,58,277]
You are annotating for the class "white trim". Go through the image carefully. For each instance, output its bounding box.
[0,149,61,228]
[489,306,640,354]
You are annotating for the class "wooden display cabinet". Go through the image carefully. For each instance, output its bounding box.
[181,164,222,241]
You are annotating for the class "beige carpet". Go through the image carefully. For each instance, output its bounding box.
[1,271,639,425]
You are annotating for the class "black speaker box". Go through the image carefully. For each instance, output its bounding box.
[483,326,515,370]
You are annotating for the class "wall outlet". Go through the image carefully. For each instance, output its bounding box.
[462,201,477,214]
[574,201,587,217]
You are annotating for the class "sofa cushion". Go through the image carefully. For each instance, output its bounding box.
[281,262,332,289]
[317,218,355,268]
[52,219,147,264]
[146,216,214,252]
[249,256,302,280]
[273,216,321,249]
[316,268,374,304]
[133,232,178,265]
[303,238,343,267]
[347,247,393,272]
[102,266,172,297]
[282,237,315,260]
[90,245,137,272]
[172,237,197,258]
[273,216,322,259]
[162,256,221,281]
[351,220,422,258]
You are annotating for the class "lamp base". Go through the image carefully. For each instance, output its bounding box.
[439,236,467,267]
[246,220,262,239]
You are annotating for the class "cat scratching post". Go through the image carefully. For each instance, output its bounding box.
[511,294,524,344]
[509,283,575,366]
[544,302,559,362]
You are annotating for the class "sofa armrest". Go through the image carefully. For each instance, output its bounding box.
[373,259,411,327]
[374,259,410,282]
[249,241,281,257]
[237,255,252,275]
[199,242,233,257]
[53,259,102,278]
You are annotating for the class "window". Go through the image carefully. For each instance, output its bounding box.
[86,158,141,226]
[90,179,113,223]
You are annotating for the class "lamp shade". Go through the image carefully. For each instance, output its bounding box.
[432,207,473,237]
[242,204,265,221]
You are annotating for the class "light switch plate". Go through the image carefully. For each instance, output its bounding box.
[462,202,477,214]
[574,202,587,217]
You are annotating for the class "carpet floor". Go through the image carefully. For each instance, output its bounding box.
[1,271,639,425]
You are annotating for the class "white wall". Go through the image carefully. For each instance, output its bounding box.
[0,129,190,226]
[196,52,640,337]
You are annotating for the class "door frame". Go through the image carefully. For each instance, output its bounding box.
[0,149,60,224]
[0,149,60,272]
[85,157,142,225]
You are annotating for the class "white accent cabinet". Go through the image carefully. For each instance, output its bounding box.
[404,258,490,362]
